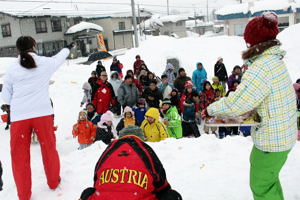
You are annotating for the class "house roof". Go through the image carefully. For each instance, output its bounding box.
[216,0,300,20]
[185,20,214,28]
[65,21,103,34]
[0,1,152,18]
[159,15,189,23]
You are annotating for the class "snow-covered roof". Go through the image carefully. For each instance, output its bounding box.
[65,22,103,34]
[215,3,249,16]
[250,0,291,14]
[142,15,164,29]
[216,0,299,18]
[0,1,152,18]
[159,15,188,23]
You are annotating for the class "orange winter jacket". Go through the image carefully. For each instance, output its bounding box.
[72,120,97,145]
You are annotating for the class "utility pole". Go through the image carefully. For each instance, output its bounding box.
[131,0,139,47]
[240,0,243,3]
[206,0,209,22]
[138,4,142,38]
[167,0,170,15]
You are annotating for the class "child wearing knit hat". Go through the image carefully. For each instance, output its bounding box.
[116,106,138,135]
[95,111,114,144]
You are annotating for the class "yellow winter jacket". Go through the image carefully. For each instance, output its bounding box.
[141,108,169,142]
[212,83,225,97]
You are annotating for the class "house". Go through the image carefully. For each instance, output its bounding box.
[216,0,300,36]
[185,20,215,35]
[0,1,152,57]
[159,15,189,38]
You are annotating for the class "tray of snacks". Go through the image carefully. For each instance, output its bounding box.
[204,111,261,127]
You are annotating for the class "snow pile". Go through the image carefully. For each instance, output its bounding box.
[186,20,214,28]
[215,3,249,15]
[65,22,103,34]
[278,23,300,82]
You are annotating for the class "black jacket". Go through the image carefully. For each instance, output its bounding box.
[0,161,3,191]
[174,75,191,93]
[142,87,163,108]
[214,62,228,82]
[96,64,106,77]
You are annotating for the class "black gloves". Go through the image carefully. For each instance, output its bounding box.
[0,161,3,191]
[1,104,10,112]
[66,42,76,50]
[80,187,96,200]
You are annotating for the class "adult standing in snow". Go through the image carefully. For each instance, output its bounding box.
[126,70,143,93]
[162,63,176,86]
[1,36,73,200]
[133,55,144,76]
[109,71,122,116]
[92,71,116,115]
[95,61,106,77]
[173,68,191,93]
[192,62,207,94]
[207,12,297,200]
[117,75,139,109]
[214,57,228,91]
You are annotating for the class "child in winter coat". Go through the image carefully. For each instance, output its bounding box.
[212,76,225,97]
[227,65,242,90]
[138,69,149,88]
[179,81,201,137]
[116,106,138,134]
[170,88,181,113]
[86,103,101,125]
[132,98,147,125]
[110,71,122,116]
[110,57,123,78]
[200,81,217,135]
[81,82,92,107]
[192,62,207,94]
[72,110,97,150]
[158,75,173,99]
[96,111,114,144]
[79,125,182,200]
[88,71,98,97]
[141,108,168,142]
[0,160,2,191]
[161,99,182,139]
[142,79,163,109]
[162,63,176,85]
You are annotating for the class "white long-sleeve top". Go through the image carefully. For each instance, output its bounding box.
[1,48,70,122]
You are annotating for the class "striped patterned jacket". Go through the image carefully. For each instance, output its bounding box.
[207,45,297,152]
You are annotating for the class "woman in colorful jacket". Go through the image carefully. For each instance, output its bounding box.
[161,99,182,139]
[207,12,297,200]
[141,108,168,142]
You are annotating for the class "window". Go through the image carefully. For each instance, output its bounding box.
[176,21,183,26]
[51,19,62,32]
[297,18,300,24]
[118,22,126,30]
[233,24,246,36]
[1,23,11,37]
[35,20,47,33]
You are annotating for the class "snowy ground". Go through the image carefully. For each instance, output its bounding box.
[0,25,300,200]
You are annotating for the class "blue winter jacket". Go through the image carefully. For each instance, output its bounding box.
[192,62,207,93]
[132,106,147,125]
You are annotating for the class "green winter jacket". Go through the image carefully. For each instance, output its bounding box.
[163,106,182,139]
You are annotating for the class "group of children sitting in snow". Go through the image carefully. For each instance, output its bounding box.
[71,57,300,151]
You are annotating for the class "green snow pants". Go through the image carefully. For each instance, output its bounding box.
[250,146,290,200]
[167,126,183,139]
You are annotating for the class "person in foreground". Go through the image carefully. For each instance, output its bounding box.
[206,12,297,200]
[1,36,73,200]
[79,125,182,200]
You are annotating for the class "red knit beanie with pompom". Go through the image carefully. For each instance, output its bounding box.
[244,12,279,47]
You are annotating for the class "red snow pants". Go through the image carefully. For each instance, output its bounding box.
[10,115,60,200]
